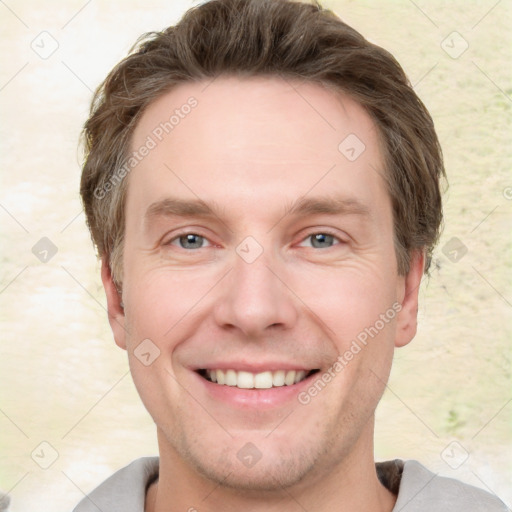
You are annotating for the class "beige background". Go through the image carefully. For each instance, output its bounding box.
[0,1,511,510]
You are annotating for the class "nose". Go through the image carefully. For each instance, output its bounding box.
[213,248,298,337]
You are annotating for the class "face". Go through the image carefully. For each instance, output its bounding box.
[103,76,423,492]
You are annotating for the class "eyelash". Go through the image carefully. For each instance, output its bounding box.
[165,230,345,250]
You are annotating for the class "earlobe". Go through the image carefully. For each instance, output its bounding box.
[100,258,127,350]
[394,250,425,348]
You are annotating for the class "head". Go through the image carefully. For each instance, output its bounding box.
[80,0,444,495]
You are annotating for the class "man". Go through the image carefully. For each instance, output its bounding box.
[75,0,507,510]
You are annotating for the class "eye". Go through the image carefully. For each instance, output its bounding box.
[298,232,341,249]
[168,233,211,250]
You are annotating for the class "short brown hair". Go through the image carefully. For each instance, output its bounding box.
[80,0,445,284]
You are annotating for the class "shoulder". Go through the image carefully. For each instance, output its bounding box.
[394,460,508,512]
[72,457,159,512]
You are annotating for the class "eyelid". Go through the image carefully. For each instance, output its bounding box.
[164,230,214,248]
[296,229,347,247]
[161,228,347,249]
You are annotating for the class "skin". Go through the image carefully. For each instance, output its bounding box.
[102,76,424,512]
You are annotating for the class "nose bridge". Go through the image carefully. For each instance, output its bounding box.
[235,248,276,300]
[213,241,297,335]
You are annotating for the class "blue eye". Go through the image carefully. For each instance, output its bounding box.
[174,234,208,249]
[310,233,335,248]
[168,232,339,250]
[299,233,339,249]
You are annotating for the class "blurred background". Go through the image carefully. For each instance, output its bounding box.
[0,1,511,510]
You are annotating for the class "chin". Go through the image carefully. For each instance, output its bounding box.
[193,448,317,494]
[167,425,339,495]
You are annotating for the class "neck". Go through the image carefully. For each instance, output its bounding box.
[146,421,397,512]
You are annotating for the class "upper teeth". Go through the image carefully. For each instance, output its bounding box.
[206,369,308,389]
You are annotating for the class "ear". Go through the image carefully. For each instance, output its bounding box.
[101,258,127,350]
[394,250,425,348]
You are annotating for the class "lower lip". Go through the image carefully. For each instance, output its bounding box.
[193,371,318,409]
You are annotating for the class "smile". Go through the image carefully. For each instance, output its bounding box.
[198,369,319,389]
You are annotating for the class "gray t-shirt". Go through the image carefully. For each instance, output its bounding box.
[73,457,507,511]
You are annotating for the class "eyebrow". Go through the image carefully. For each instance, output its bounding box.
[143,194,371,228]
[285,196,371,218]
[145,197,216,221]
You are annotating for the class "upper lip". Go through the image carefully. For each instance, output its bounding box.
[192,362,317,373]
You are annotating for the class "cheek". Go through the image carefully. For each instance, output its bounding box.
[291,263,398,343]
[122,264,216,341]
[122,276,186,426]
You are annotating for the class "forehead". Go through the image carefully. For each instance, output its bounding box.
[128,76,389,221]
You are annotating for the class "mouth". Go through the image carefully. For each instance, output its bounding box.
[197,368,320,389]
